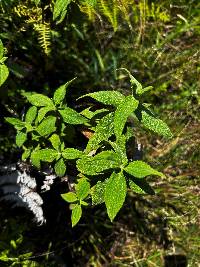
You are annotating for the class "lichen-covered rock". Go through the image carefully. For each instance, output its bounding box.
[0,164,45,224]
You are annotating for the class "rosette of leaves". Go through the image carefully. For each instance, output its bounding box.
[6,70,173,227]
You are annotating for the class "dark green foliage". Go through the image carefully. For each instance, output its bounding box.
[6,73,170,226]
[0,0,199,266]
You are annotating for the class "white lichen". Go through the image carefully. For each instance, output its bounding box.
[41,174,57,192]
[0,168,45,224]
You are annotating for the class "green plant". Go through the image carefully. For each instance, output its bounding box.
[0,239,37,267]
[0,221,39,267]
[0,1,199,265]
[79,0,170,32]
[0,38,9,86]
[13,0,52,56]
[5,69,172,227]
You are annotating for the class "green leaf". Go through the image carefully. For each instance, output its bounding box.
[80,91,125,107]
[61,192,77,203]
[0,57,8,64]
[0,253,10,262]
[49,134,61,151]
[25,93,54,107]
[54,158,66,176]
[119,68,152,95]
[141,110,173,138]
[110,135,128,165]
[61,143,65,151]
[105,172,127,221]
[10,239,17,249]
[53,0,72,22]
[22,149,31,161]
[94,150,120,163]
[75,178,90,200]
[86,112,114,152]
[25,122,33,133]
[93,151,114,159]
[0,39,4,59]
[80,200,88,206]
[0,64,9,86]
[95,49,105,72]
[5,117,25,130]
[91,180,107,205]
[53,78,76,105]
[32,0,40,5]
[129,178,155,195]
[37,149,58,162]
[141,86,153,94]
[36,116,56,136]
[114,95,139,138]
[31,132,40,141]
[124,160,165,178]
[77,155,119,175]
[62,148,83,159]
[37,106,54,122]
[53,84,67,105]
[59,107,88,125]
[71,204,82,227]
[30,150,41,168]
[69,204,77,210]
[25,106,37,124]
[80,107,109,120]
[16,131,27,147]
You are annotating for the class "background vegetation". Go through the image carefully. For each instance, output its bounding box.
[0,0,199,266]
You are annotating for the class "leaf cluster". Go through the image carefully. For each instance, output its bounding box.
[6,70,172,226]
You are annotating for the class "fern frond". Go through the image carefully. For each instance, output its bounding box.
[13,3,42,23]
[13,1,52,55]
[98,0,118,31]
[81,0,171,31]
[79,2,97,21]
[116,0,132,29]
[34,23,51,56]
